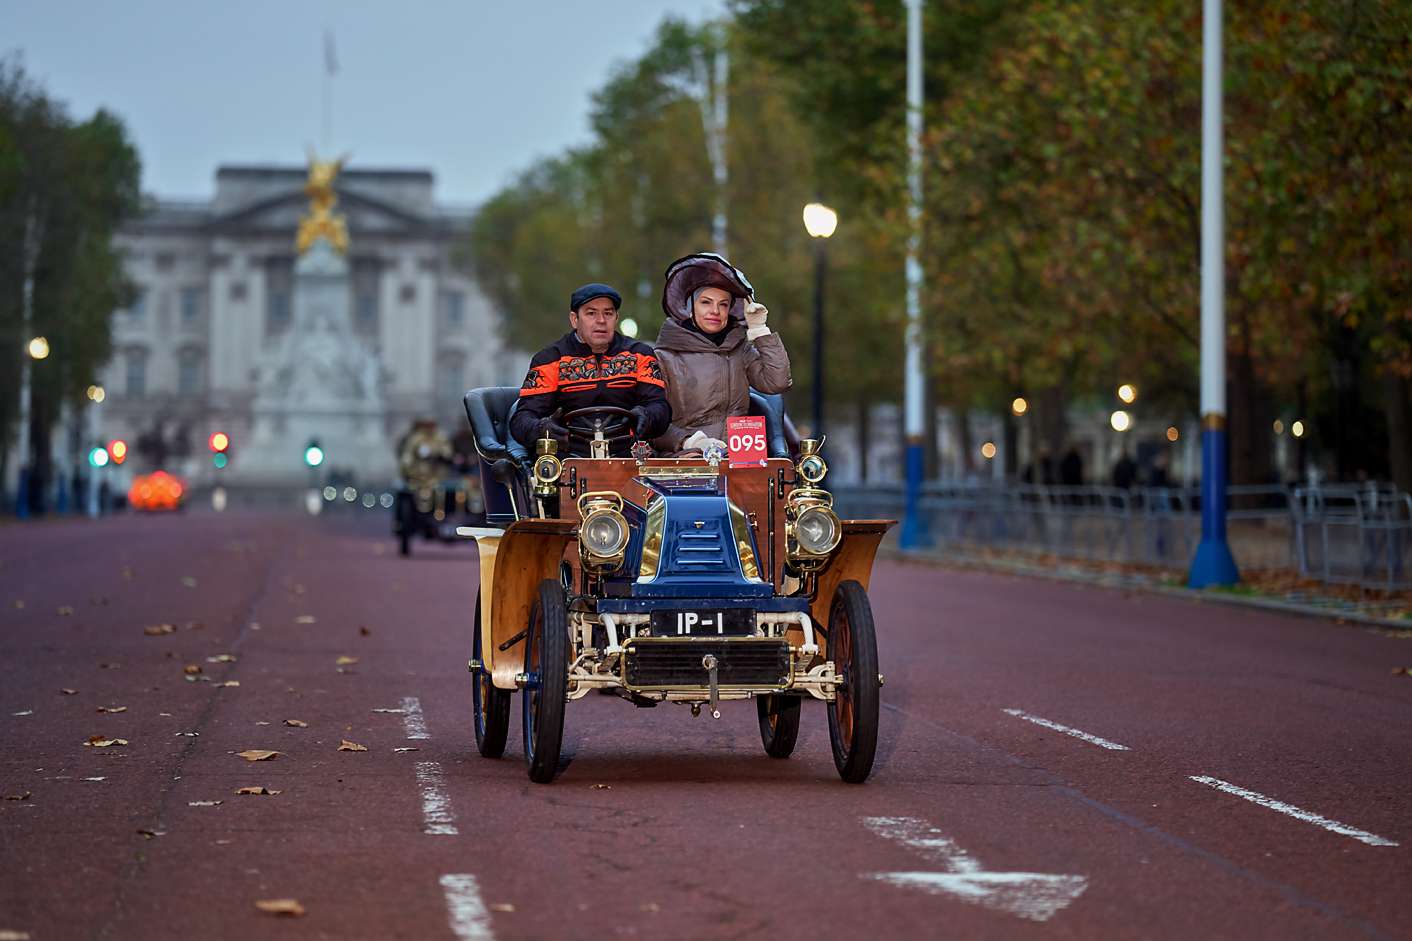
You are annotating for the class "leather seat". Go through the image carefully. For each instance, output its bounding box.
[463,387,531,524]
[748,391,793,459]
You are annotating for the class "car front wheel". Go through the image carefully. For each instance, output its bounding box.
[826,580,880,784]
[522,579,568,783]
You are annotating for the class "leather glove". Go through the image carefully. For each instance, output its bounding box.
[536,416,572,444]
[629,406,652,438]
[744,301,770,339]
[683,430,727,454]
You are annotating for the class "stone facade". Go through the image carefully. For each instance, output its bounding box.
[99,164,522,486]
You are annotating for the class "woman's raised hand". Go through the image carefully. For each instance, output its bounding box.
[744,301,769,329]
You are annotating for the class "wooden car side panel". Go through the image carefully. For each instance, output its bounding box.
[792,520,894,658]
[477,520,576,690]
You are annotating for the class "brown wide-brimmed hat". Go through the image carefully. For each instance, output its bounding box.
[661,252,754,322]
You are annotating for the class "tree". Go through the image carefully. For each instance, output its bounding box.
[0,58,139,509]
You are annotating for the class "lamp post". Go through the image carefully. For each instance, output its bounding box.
[1189,0,1239,587]
[802,202,838,438]
[899,0,930,547]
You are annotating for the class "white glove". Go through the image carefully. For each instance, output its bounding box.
[744,301,770,340]
[683,430,727,454]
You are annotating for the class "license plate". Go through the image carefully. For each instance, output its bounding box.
[650,609,755,637]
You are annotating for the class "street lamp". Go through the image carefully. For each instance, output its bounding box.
[1110,410,1133,433]
[1117,383,1137,404]
[27,336,50,360]
[802,202,838,438]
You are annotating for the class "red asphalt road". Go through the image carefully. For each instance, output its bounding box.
[1,508,1410,940]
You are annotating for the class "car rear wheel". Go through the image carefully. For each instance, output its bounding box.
[523,579,568,783]
[827,580,880,784]
[472,589,510,758]
[757,694,801,758]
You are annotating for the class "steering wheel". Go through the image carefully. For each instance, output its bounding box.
[559,405,636,445]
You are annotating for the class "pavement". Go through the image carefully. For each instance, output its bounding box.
[2,508,1410,940]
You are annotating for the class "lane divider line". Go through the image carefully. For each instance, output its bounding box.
[400,696,430,740]
[439,873,494,940]
[415,761,457,835]
[1189,776,1399,847]
[1002,709,1130,751]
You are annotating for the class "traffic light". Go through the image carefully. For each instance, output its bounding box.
[304,440,324,467]
[88,445,110,468]
[108,439,128,465]
[209,430,231,469]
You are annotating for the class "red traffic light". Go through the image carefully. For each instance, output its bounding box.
[209,431,230,452]
[109,439,128,465]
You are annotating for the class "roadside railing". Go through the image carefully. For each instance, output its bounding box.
[834,480,1411,591]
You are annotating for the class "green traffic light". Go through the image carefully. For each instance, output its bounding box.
[213,453,229,469]
[88,447,110,468]
[304,445,324,467]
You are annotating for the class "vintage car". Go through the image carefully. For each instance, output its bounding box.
[392,473,485,556]
[460,389,893,784]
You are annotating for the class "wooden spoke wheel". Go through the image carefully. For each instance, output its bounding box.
[826,580,880,784]
[757,694,802,758]
[522,579,568,783]
[471,589,511,758]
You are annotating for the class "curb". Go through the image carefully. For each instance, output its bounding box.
[880,547,1412,634]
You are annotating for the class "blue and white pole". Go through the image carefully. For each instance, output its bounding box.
[1189,0,1239,587]
[899,0,931,548]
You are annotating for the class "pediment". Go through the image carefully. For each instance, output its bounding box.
[210,188,434,237]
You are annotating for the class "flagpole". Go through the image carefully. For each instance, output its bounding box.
[322,28,337,151]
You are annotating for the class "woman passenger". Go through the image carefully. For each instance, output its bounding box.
[651,253,792,456]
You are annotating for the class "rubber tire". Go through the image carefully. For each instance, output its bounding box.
[471,589,511,758]
[523,579,568,783]
[826,580,880,784]
[757,694,802,758]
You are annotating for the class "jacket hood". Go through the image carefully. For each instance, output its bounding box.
[661,252,754,323]
[654,316,745,354]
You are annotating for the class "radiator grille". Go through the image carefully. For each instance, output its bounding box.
[624,639,790,688]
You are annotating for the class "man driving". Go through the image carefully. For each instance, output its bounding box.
[510,283,672,457]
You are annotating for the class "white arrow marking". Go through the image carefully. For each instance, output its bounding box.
[863,816,1088,922]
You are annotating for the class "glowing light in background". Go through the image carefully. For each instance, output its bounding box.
[980,441,997,460]
[1117,383,1137,404]
[1110,410,1133,432]
[1011,397,1028,416]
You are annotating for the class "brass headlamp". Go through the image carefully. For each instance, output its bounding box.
[796,437,829,485]
[785,486,841,570]
[532,438,562,498]
[577,491,629,573]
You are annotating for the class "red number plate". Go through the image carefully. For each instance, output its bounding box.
[726,415,768,467]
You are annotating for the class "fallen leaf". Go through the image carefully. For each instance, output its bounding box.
[12,710,33,717]
[292,583,306,595]
[185,620,206,631]
[183,664,202,675]
[0,930,33,940]
[57,605,74,616]
[218,681,241,688]
[1392,666,1411,676]
[294,615,316,624]
[4,791,31,801]
[175,731,200,737]
[235,749,281,762]
[159,712,173,717]
[359,626,371,636]
[254,899,305,917]
[137,829,165,838]
[181,576,198,588]
[84,736,128,748]
[98,662,120,670]
[206,654,237,663]
[255,721,271,726]
[338,740,368,752]
[393,747,420,753]
[283,719,308,728]
[489,903,516,913]
[96,705,127,714]
[335,655,359,666]
[144,623,177,636]
[214,839,233,845]
[13,599,25,609]
[640,902,660,913]
[236,786,282,796]
[591,784,612,790]
[59,688,78,695]
[188,800,222,807]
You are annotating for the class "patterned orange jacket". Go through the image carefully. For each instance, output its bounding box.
[509,331,672,456]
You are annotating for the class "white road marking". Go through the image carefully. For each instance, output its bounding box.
[1189,776,1399,847]
[415,761,457,835]
[1002,708,1130,751]
[439,873,494,940]
[862,816,1087,922]
[400,696,430,740]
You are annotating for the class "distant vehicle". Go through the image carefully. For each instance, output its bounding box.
[462,390,894,784]
[128,471,186,512]
[393,474,485,556]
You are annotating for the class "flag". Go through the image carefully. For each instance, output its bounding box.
[324,29,338,76]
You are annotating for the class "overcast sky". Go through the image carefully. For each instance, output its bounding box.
[4,0,725,206]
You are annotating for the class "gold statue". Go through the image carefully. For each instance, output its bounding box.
[296,150,350,255]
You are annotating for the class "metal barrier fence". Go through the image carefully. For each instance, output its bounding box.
[833,481,1411,591]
